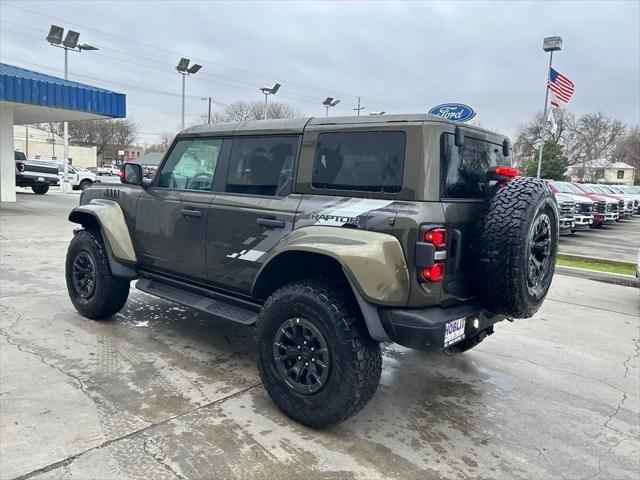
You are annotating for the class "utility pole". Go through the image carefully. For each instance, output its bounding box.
[353,96,365,116]
[207,97,212,124]
[25,125,29,158]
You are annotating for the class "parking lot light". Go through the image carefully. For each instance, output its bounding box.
[46,25,99,193]
[260,83,282,120]
[176,58,202,130]
[322,97,340,117]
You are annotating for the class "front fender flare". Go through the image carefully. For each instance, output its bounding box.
[69,199,137,278]
[254,226,410,306]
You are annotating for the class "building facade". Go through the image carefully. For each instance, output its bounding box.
[568,159,636,186]
[14,125,98,168]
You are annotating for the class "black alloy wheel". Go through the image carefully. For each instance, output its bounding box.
[72,251,97,299]
[527,212,552,297]
[273,317,331,395]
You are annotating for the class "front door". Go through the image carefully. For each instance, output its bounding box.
[134,137,225,281]
[206,135,302,294]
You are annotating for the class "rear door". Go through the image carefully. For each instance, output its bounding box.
[206,134,302,294]
[440,131,509,301]
[134,137,225,281]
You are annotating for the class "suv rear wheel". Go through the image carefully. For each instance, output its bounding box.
[65,229,130,319]
[79,179,93,190]
[257,278,382,428]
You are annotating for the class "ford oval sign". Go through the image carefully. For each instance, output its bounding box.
[428,103,476,122]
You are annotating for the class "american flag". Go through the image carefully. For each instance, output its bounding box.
[548,68,574,107]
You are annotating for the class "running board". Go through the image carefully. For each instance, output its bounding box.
[135,278,258,325]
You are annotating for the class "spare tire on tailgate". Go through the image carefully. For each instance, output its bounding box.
[475,177,558,318]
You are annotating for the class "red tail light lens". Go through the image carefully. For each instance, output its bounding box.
[421,263,445,282]
[424,228,447,248]
[16,162,25,172]
[493,166,519,177]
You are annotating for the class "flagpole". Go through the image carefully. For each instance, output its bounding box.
[536,50,554,179]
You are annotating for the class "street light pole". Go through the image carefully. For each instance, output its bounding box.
[259,83,281,120]
[175,58,202,131]
[263,91,268,120]
[536,36,562,179]
[46,25,98,193]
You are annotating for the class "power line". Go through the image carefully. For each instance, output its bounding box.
[1,3,400,110]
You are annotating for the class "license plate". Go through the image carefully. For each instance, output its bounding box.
[37,177,44,182]
[444,318,466,347]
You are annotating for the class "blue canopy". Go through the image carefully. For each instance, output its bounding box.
[0,63,126,118]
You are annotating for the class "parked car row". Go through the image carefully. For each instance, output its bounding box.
[547,180,640,235]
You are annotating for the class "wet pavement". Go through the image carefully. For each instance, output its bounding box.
[1,190,639,480]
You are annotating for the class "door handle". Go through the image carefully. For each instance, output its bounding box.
[257,218,285,228]
[181,209,202,218]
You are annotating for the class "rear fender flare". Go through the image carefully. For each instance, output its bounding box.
[253,226,410,306]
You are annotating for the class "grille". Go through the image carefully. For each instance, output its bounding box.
[619,200,625,210]
[607,203,618,213]
[559,201,575,217]
[578,203,594,213]
[595,201,606,213]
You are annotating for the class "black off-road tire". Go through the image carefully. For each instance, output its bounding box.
[65,229,130,319]
[79,179,92,190]
[475,177,559,318]
[257,278,382,429]
[31,185,49,194]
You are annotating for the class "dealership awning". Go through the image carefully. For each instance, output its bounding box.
[0,63,127,202]
[0,63,126,124]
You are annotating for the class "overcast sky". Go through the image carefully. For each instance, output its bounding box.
[1,0,638,145]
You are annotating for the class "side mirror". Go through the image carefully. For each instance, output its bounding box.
[120,163,143,186]
[454,126,465,147]
[502,139,511,157]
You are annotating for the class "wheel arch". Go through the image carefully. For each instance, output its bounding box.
[68,200,138,279]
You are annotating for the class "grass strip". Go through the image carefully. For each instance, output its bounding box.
[556,257,636,276]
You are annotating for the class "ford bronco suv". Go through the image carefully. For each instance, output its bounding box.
[65,115,559,428]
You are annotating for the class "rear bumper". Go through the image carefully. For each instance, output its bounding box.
[15,173,59,187]
[378,303,505,350]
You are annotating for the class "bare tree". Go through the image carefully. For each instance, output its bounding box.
[612,126,640,169]
[571,112,626,166]
[145,131,176,153]
[191,100,302,125]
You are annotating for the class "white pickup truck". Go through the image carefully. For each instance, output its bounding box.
[57,165,100,190]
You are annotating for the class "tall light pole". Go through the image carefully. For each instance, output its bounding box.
[260,83,281,120]
[46,25,98,193]
[536,36,562,179]
[322,97,340,117]
[201,97,213,124]
[176,58,202,130]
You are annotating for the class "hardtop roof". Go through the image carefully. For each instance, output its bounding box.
[178,114,507,139]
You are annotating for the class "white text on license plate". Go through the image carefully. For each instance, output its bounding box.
[37,177,44,182]
[444,318,466,347]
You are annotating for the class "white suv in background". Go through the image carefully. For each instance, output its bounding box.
[58,165,99,190]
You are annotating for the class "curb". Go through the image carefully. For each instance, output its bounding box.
[557,253,636,269]
[555,265,639,288]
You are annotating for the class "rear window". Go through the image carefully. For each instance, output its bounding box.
[312,131,405,193]
[14,151,27,161]
[441,133,507,199]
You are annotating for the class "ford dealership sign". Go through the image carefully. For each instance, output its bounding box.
[428,103,476,122]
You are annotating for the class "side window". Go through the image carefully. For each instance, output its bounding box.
[441,133,507,199]
[617,170,624,179]
[157,138,222,191]
[226,135,299,196]
[312,131,405,193]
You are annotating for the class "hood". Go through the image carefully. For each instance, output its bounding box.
[554,193,576,204]
[555,193,594,204]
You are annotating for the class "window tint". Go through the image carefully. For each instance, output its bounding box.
[226,135,299,196]
[157,138,222,191]
[312,131,405,193]
[441,133,507,199]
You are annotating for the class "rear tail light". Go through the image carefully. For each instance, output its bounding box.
[420,263,445,282]
[493,166,519,177]
[417,226,448,283]
[424,228,447,248]
[16,162,25,172]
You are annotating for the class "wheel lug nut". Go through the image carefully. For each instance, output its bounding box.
[297,356,302,360]
[312,358,315,362]
[305,362,308,366]
[310,347,314,351]
[303,341,307,345]
[297,346,301,349]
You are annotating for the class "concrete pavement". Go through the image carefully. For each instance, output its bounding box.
[1,190,639,479]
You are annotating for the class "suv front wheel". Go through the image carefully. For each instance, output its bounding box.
[65,229,130,319]
[257,279,382,428]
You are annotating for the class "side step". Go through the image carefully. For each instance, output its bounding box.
[135,278,258,325]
